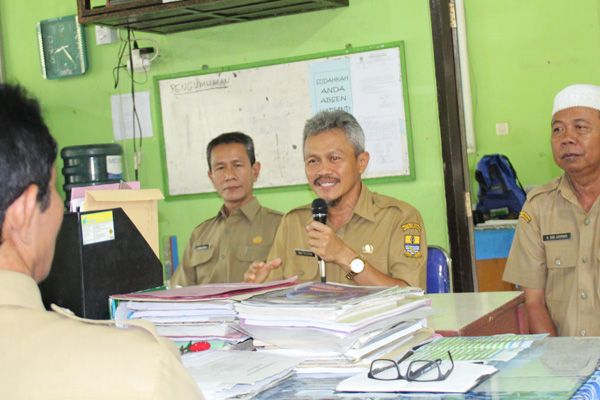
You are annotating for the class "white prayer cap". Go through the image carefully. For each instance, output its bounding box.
[553,84,600,116]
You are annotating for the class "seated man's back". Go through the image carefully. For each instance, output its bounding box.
[0,271,202,399]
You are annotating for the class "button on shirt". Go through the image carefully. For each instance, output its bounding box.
[264,184,427,288]
[503,174,600,336]
[171,198,282,286]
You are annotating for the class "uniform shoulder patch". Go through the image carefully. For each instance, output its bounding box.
[404,234,422,258]
[519,211,531,223]
[402,222,422,231]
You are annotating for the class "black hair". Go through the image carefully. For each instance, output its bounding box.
[0,84,57,233]
[206,132,256,171]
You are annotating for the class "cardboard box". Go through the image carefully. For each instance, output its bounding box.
[83,189,164,257]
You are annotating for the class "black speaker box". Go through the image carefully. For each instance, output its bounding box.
[39,208,164,319]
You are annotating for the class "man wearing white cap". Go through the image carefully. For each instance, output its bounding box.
[504,84,600,337]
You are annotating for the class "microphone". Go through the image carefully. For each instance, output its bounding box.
[311,198,328,283]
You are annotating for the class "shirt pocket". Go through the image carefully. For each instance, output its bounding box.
[236,244,272,263]
[545,244,577,302]
[189,247,215,268]
[282,253,319,281]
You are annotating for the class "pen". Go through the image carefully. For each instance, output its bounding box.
[398,350,414,363]
[412,340,433,351]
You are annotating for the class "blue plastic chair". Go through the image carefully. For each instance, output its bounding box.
[426,245,451,293]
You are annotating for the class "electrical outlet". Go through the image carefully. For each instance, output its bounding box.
[127,49,151,73]
[95,26,116,45]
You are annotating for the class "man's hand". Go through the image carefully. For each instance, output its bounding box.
[243,258,282,283]
[305,221,347,265]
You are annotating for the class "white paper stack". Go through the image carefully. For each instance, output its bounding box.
[234,282,437,373]
[110,277,299,346]
[114,299,247,343]
[182,350,303,400]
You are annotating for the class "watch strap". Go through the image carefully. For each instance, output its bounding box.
[346,254,365,281]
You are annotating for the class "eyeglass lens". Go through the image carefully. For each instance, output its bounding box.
[408,351,454,382]
[368,360,400,380]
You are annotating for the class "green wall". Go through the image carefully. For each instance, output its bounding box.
[464,0,600,193]
[3,0,597,269]
[0,0,447,266]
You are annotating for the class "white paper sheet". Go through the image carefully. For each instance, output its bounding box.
[111,91,154,140]
[183,350,303,399]
[336,361,497,393]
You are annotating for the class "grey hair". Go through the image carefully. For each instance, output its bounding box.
[302,110,365,156]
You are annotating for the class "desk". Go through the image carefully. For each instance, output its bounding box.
[250,336,600,399]
[427,291,528,336]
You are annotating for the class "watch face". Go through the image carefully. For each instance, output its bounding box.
[350,257,365,273]
[37,16,88,79]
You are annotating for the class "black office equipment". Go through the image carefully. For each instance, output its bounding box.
[39,208,164,320]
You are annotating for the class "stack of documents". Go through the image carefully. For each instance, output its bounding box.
[234,282,437,373]
[114,299,244,343]
[111,278,297,345]
[182,350,303,400]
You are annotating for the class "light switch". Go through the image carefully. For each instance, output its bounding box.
[496,122,509,135]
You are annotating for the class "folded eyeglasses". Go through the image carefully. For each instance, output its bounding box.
[368,350,454,382]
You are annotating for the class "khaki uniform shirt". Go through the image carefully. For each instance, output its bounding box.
[265,184,427,287]
[0,270,204,399]
[171,197,283,286]
[503,174,600,336]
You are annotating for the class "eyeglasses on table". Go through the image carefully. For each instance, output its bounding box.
[368,350,455,382]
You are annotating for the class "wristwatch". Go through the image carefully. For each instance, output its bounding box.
[346,255,365,280]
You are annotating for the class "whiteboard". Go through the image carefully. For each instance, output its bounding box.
[155,42,414,196]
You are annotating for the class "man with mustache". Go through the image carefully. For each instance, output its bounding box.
[504,84,600,337]
[244,110,427,287]
[171,132,282,286]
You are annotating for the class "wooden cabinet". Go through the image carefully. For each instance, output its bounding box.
[477,258,517,292]
[473,221,518,292]
[77,0,349,34]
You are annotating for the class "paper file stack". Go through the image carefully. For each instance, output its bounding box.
[234,282,436,373]
[110,278,298,347]
[114,299,247,344]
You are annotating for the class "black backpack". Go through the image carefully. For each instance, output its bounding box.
[475,154,527,219]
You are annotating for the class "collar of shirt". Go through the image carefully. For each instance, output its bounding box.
[0,270,46,310]
[560,173,600,211]
[353,183,377,223]
[217,196,261,222]
[303,183,377,226]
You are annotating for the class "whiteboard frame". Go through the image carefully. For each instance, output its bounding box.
[154,41,415,199]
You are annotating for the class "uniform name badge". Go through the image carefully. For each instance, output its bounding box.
[295,249,316,257]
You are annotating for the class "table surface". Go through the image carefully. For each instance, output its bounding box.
[251,336,600,399]
[427,291,526,335]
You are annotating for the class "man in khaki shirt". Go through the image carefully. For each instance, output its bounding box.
[245,110,427,287]
[504,84,600,337]
[0,84,204,399]
[171,132,282,286]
